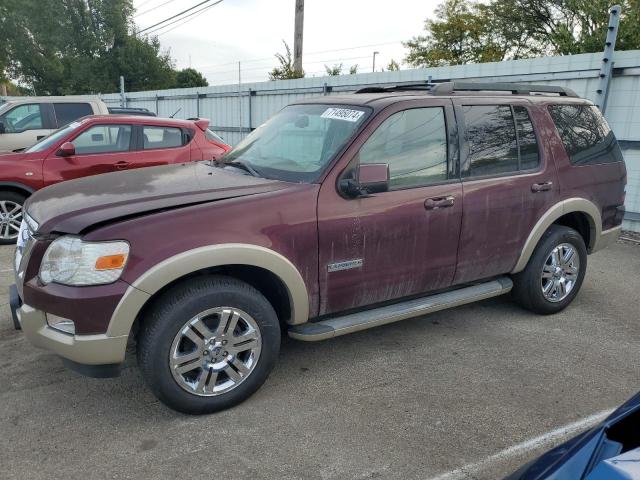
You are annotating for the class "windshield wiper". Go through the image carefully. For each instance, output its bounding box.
[214,159,261,177]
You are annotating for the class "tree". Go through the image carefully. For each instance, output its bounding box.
[349,65,359,75]
[387,59,401,71]
[405,0,640,67]
[325,64,343,76]
[404,0,513,67]
[269,41,304,80]
[174,68,209,88]
[0,0,183,94]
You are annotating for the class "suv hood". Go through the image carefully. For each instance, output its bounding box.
[27,162,291,234]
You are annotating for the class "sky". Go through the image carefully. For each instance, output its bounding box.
[132,0,440,85]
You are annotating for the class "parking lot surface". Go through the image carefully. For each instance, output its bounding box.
[0,241,638,480]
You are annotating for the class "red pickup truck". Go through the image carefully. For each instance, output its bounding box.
[0,115,230,243]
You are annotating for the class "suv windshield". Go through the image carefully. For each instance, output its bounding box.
[25,121,83,153]
[223,104,370,182]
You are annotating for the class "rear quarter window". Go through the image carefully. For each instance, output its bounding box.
[548,104,623,166]
[143,126,184,149]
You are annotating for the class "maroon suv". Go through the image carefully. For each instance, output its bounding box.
[10,82,626,414]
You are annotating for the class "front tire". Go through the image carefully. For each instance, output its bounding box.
[512,225,587,315]
[137,275,281,414]
[0,191,26,245]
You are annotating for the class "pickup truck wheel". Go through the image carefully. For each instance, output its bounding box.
[0,191,26,245]
[512,225,587,315]
[137,275,281,414]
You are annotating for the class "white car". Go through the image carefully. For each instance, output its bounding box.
[0,96,109,152]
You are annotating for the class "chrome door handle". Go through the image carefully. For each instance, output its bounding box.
[425,195,455,210]
[532,181,553,192]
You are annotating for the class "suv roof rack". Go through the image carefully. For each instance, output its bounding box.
[354,81,579,98]
[431,81,579,97]
[355,82,438,94]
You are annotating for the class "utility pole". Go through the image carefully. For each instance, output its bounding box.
[293,0,304,75]
[0,83,6,97]
[372,51,379,73]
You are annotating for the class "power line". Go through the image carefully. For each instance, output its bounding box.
[135,0,157,10]
[135,0,180,17]
[138,0,220,33]
[154,2,220,36]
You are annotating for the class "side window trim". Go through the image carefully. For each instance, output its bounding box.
[510,105,522,172]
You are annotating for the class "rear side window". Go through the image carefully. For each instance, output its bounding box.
[464,105,519,176]
[73,124,132,154]
[463,105,540,177]
[359,107,448,189]
[54,103,93,127]
[548,105,623,165]
[143,126,184,149]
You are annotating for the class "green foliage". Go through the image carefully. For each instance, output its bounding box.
[269,41,305,80]
[349,65,359,75]
[387,59,401,71]
[405,0,640,67]
[0,0,207,95]
[325,64,343,76]
[175,68,209,88]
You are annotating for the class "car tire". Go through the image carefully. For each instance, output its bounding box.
[0,191,27,245]
[137,275,281,414]
[512,225,587,315]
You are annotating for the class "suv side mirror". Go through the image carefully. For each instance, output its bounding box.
[340,163,390,197]
[0,122,5,134]
[56,142,76,157]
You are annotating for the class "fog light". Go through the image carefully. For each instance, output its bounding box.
[46,314,75,335]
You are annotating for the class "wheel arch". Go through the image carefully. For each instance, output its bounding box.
[512,198,600,274]
[107,244,310,338]
[0,182,35,197]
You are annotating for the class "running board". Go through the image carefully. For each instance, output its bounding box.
[288,277,513,341]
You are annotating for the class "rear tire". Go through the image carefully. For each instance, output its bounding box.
[512,225,587,315]
[137,275,281,414]
[0,191,26,245]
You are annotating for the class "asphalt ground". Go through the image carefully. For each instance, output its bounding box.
[0,240,638,480]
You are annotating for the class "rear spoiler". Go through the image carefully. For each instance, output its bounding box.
[192,118,210,131]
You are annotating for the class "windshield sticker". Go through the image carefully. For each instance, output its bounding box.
[321,108,365,122]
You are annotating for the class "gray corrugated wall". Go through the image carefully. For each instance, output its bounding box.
[97,50,640,232]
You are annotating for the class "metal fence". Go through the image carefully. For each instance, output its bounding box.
[99,50,640,231]
[0,50,632,231]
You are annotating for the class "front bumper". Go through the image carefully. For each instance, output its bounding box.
[14,299,128,366]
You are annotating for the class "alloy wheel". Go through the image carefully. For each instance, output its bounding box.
[169,307,262,396]
[541,242,580,303]
[0,201,22,240]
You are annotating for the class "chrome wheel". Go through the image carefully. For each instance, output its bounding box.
[169,307,262,396]
[541,242,580,303]
[0,200,22,240]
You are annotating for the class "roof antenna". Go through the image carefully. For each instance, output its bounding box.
[169,107,182,118]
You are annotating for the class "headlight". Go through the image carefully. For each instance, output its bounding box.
[39,236,129,286]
